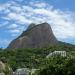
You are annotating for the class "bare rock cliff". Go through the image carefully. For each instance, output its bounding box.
[7,22,58,49]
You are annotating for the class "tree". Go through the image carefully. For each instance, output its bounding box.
[35,57,75,75]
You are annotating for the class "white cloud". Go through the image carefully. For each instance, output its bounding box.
[4,12,33,24]
[9,29,20,33]
[7,23,25,37]
[0,21,9,28]
[7,24,18,29]
[29,1,48,8]
[0,4,9,11]
[0,39,11,48]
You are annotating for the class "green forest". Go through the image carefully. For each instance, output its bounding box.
[0,42,75,75]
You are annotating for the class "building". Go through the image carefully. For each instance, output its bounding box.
[46,51,66,58]
[15,68,30,75]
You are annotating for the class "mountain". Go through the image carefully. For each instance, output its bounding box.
[7,22,58,49]
[0,22,75,72]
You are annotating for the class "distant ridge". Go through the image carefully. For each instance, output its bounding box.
[7,22,58,49]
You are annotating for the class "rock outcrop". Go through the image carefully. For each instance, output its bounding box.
[7,22,58,49]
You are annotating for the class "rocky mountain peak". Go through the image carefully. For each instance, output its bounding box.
[27,23,36,30]
[7,22,58,49]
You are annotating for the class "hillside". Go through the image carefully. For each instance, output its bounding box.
[0,42,75,71]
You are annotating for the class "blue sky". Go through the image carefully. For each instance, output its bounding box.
[0,0,75,48]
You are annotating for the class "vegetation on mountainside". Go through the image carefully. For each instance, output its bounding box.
[35,56,75,75]
[0,42,75,75]
[0,42,75,72]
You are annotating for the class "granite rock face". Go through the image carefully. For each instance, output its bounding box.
[7,22,58,49]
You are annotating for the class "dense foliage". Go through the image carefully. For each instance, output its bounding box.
[0,42,75,75]
[35,57,75,75]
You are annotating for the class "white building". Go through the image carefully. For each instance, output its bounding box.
[46,51,66,58]
[14,68,39,75]
[15,68,30,75]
